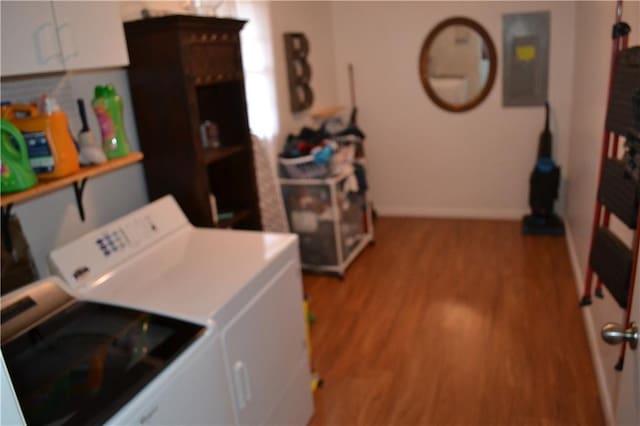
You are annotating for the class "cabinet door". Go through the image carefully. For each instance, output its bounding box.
[222,261,310,425]
[0,1,64,77]
[52,1,128,71]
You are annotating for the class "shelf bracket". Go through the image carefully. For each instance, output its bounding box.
[73,178,88,222]
[1,204,14,253]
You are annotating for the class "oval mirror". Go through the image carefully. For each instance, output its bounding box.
[419,17,497,112]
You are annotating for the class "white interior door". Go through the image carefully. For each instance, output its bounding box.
[0,1,64,77]
[222,261,309,425]
[615,261,640,424]
[51,1,128,71]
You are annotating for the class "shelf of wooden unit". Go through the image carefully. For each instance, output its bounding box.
[217,209,252,229]
[203,145,246,165]
[0,153,144,207]
[310,105,345,119]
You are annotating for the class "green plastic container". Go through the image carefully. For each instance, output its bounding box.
[92,84,131,159]
[1,119,37,194]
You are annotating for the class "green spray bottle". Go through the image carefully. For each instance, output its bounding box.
[92,85,131,159]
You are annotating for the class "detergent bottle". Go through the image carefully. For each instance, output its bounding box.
[92,85,131,159]
[11,97,79,179]
[1,119,38,193]
[1,102,38,121]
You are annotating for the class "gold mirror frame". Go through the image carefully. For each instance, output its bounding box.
[419,17,497,112]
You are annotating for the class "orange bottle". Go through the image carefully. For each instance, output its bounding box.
[1,103,38,121]
[10,98,79,179]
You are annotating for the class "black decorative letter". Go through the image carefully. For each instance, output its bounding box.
[284,33,314,112]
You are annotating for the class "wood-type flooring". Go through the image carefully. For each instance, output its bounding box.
[304,218,604,425]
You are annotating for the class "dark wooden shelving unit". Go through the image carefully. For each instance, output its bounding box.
[124,15,261,230]
[217,208,252,229]
[203,145,245,165]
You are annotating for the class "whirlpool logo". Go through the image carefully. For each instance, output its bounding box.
[73,266,90,281]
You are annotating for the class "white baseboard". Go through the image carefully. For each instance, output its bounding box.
[375,205,528,220]
[564,224,615,426]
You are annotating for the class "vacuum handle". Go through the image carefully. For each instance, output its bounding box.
[544,101,550,131]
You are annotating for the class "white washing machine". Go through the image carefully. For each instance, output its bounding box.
[1,277,235,425]
[48,196,314,426]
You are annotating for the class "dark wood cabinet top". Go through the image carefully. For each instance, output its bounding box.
[124,15,247,33]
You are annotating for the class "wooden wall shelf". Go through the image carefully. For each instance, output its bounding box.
[310,105,345,119]
[0,153,143,252]
[1,153,143,207]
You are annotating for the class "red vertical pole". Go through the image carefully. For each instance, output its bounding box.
[580,3,625,306]
[595,32,630,299]
[614,30,634,371]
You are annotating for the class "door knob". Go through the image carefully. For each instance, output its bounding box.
[601,322,638,349]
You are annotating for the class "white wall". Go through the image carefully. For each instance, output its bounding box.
[565,1,640,424]
[120,1,238,21]
[330,1,576,219]
[269,1,338,152]
[235,1,339,161]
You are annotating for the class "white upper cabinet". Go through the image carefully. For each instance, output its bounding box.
[1,1,128,78]
[1,2,64,76]
[52,1,128,71]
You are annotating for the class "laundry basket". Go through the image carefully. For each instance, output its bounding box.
[279,155,331,179]
[279,145,356,179]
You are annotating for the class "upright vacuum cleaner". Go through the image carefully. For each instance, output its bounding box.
[522,101,565,235]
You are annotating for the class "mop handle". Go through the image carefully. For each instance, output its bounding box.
[348,64,356,110]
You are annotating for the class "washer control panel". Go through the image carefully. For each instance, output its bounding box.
[50,196,190,290]
[96,230,126,257]
[94,217,158,257]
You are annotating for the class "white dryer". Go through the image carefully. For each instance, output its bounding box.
[49,196,314,426]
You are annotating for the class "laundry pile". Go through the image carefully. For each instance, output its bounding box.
[279,113,366,179]
[281,128,339,168]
